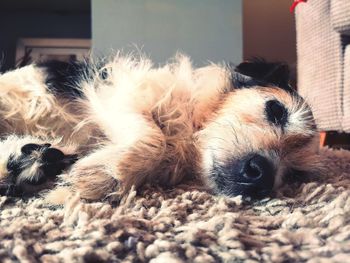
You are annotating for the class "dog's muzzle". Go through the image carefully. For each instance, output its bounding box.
[213,153,275,198]
[238,154,275,198]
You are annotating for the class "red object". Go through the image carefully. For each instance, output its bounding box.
[290,0,307,13]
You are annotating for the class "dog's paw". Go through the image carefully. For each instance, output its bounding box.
[0,141,78,196]
[67,163,119,202]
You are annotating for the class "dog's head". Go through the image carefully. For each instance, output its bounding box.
[197,59,319,198]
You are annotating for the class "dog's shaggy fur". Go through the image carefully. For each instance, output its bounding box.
[0,54,321,203]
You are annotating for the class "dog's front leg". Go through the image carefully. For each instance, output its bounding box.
[60,118,166,202]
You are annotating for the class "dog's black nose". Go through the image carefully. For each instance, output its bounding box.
[240,154,275,197]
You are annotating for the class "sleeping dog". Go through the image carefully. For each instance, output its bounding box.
[0,54,320,203]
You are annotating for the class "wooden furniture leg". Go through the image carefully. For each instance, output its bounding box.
[320,132,327,147]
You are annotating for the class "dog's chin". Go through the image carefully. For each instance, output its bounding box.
[208,169,275,199]
[214,182,273,199]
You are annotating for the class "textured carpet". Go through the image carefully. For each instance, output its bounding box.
[0,147,350,263]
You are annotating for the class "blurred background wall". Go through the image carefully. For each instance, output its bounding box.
[92,0,242,66]
[243,0,296,81]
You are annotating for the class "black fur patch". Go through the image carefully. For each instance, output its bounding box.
[37,60,93,99]
[229,58,295,93]
[265,100,288,127]
[8,144,77,182]
[3,144,78,197]
[21,143,51,155]
[229,70,264,90]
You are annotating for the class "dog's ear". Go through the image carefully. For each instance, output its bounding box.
[37,60,93,99]
[233,58,291,90]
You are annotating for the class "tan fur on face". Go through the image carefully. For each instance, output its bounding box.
[197,86,318,190]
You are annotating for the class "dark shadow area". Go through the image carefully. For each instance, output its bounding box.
[0,0,91,71]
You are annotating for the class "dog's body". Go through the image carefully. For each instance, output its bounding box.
[0,54,320,203]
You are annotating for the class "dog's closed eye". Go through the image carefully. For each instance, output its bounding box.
[265,100,288,127]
